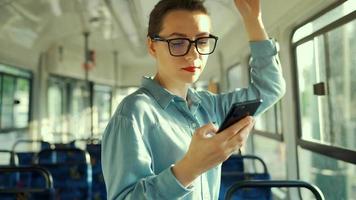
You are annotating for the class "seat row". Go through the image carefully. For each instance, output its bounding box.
[0,139,106,200]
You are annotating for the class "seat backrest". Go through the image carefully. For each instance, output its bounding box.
[35,148,92,200]
[86,143,107,200]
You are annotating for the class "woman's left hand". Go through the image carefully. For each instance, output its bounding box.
[234,0,261,21]
[233,0,268,41]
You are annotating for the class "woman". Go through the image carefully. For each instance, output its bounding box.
[102,0,285,199]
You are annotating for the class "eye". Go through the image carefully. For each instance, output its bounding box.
[197,38,209,46]
[170,39,186,48]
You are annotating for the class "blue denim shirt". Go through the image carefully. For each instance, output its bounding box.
[102,40,286,200]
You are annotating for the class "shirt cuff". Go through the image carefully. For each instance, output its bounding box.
[250,39,278,58]
[156,165,194,198]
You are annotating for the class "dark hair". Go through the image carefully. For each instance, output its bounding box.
[147,0,208,37]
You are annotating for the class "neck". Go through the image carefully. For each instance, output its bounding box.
[154,74,190,100]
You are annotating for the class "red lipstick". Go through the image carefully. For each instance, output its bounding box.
[182,66,200,72]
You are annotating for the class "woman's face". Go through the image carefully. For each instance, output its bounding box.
[148,10,212,86]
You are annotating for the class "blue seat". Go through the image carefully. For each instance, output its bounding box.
[36,148,92,200]
[219,155,271,200]
[53,140,76,149]
[86,143,107,200]
[0,166,55,200]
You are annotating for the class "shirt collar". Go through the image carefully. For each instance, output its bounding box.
[141,76,175,109]
[141,76,201,110]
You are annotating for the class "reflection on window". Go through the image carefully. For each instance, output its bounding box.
[298,147,355,200]
[294,15,356,150]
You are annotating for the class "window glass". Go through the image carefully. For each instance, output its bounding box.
[1,75,15,128]
[326,20,356,151]
[93,84,112,137]
[48,79,65,137]
[14,78,30,127]
[69,81,91,139]
[298,147,356,200]
[0,65,32,131]
[295,19,356,150]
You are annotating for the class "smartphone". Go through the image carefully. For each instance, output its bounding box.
[217,99,263,133]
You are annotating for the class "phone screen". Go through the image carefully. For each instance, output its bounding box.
[217,99,262,133]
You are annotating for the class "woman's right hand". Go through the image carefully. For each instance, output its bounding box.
[172,116,255,187]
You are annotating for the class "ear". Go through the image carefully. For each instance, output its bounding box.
[147,37,157,58]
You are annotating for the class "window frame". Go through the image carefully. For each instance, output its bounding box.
[0,64,32,133]
[291,0,356,164]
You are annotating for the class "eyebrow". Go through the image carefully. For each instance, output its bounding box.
[167,32,210,38]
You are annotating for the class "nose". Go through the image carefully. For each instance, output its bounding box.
[185,43,200,60]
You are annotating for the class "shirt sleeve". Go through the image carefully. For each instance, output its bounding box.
[200,39,286,124]
[101,114,193,200]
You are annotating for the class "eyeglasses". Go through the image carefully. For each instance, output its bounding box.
[151,34,218,57]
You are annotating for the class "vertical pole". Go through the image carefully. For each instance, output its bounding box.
[113,51,119,88]
[83,32,93,138]
[83,32,90,81]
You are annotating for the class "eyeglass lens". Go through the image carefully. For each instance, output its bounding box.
[168,37,216,56]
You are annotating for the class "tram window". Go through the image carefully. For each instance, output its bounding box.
[294,4,356,151]
[298,147,356,200]
[93,84,112,136]
[0,64,31,131]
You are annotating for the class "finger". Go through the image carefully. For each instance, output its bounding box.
[226,120,255,149]
[195,123,218,138]
[216,116,254,140]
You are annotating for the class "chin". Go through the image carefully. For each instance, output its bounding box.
[183,75,200,85]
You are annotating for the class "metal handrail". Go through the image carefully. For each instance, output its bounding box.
[225,180,325,200]
[0,165,54,189]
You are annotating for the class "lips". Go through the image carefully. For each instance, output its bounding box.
[182,66,200,72]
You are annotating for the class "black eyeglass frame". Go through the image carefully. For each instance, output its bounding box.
[150,34,218,57]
